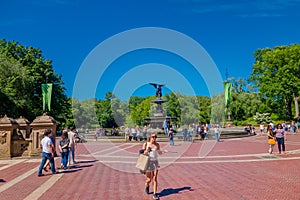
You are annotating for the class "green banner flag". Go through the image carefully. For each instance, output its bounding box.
[42,83,53,111]
[224,82,232,107]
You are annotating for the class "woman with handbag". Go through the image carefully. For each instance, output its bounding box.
[275,124,287,154]
[142,133,163,200]
[267,125,276,154]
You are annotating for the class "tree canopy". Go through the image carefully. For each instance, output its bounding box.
[250,44,300,120]
[0,39,71,127]
[1,39,299,129]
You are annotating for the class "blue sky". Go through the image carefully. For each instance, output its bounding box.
[1,0,300,100]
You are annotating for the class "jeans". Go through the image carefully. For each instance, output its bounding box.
[68,147,76,163]
[215,132,219,142]
[61,151,69,168]
[164,128,168,135]
[276,137,285,152]
[38,152,56,175]
[169,136,174,146]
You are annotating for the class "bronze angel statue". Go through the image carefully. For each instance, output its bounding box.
[149,83,165,98]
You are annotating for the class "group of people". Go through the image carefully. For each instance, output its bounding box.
[37,127,77,177]
[180,123,221,142]
[266,123,287,154]
[125,125,148,142]
[260,121,300,135]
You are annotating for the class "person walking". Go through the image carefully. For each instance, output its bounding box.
[59,131,70,170]
[163,119,168,135]
[125,126,130,142]
[214,125,220,142]
[274,124,286,154]
[188,125,193,142]
[168,127,174,146]
[260,123,265,136]
[203,125,208,140]
[68,127,77,165]
[267,125,276,154]
[142,133,163,200]
[38,129,57,176]
[42,130,55,172]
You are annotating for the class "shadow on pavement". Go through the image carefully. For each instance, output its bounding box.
[76,160,98,164]
[70,164,94,169]
[60,169,82,174]
[159,186,192,197]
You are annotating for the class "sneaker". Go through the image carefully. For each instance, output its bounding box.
[52,171,59,175]
[153,193,159,199]
[145,185,150,194]
[38,174,44,177]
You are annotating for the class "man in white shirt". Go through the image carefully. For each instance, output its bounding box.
[38,129,57,176]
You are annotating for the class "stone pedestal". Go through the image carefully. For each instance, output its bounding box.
[0,115,19,159]
[30,113,56,157]
[15,117,31,157]
[16,117,31,140]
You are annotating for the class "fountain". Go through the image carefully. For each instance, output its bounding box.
[144,83,176,130]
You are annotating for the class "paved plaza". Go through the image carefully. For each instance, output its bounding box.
[1,133,300,200]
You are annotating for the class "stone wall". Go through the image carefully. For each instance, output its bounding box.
[0,113,56,159]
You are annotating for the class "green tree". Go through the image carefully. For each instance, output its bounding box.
[0,39,71,126]
[250,44,300,119]
[0,54,32,116]
[165,92,181,121]
[176,94,199,125]
[133,96,155,126]
[128,96,146,125]
[230,92,268,125]
[210,93,225,125]
[197,96,211,124]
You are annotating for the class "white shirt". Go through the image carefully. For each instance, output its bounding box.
[146,142,158,161]
[260,124,264,130]
[214,127,219,133]
[40,136,52,153]
[68,131,76,147]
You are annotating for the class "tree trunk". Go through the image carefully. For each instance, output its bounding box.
[285,98,293,120]
[294,96,299,117]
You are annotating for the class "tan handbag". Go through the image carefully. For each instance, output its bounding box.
[136,154,149,171]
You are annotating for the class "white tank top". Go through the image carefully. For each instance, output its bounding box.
[146,142,158,161]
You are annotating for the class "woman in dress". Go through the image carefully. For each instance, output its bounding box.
[142,133,163,200]
[267,125,276,154]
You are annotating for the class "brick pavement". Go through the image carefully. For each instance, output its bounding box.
[0,133,300,200]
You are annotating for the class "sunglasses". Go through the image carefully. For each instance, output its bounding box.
[151,136,157,138]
